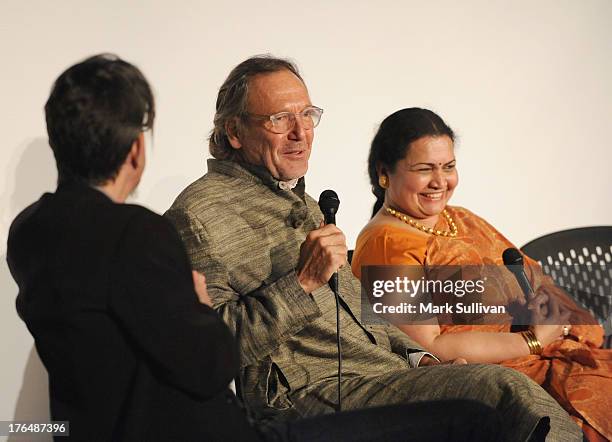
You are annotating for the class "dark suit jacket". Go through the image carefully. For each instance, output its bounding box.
[7,182,258,441]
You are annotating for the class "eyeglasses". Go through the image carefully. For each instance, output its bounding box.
[246,106,324,134]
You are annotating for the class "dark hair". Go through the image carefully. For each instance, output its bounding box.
[45,53,155,185]
[368,107,455,217]
[209,54,303,160]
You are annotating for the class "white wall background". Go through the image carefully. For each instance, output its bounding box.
[1,0,610,438]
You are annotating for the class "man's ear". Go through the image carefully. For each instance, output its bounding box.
[128,132,146,172]
[226,118,243,149]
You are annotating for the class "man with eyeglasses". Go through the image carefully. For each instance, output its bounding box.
[165,55,581,441]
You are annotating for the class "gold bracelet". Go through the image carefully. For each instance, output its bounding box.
[528,329,543,354]
[520,331,536,354]
[520,330,543,355]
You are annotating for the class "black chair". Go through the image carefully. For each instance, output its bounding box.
[521,226,612,348]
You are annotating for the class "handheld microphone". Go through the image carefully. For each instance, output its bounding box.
[503,248,538,329]
[502,248,536,303]
[318,190,340,292]
[317,189,342,412]
[318,189,339,224]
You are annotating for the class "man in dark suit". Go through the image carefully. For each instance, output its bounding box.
[6,53,259,441]
[7,53,506,442]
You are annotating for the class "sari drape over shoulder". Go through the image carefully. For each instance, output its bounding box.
[352,206,612,440]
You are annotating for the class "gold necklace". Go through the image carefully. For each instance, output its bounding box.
[385,206,458,237]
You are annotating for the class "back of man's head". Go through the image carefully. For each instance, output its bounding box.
[45,53,155,185]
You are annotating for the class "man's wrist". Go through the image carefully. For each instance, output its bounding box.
[409,352,440,367]
[296,271,321,294]
[296,274,312,294]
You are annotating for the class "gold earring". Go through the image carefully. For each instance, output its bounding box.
[379,175,388,189]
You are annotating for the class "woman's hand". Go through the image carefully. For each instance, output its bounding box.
[529,293,571,347]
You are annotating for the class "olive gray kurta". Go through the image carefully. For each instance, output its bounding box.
[165,159,581,441]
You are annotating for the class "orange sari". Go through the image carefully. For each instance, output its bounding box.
[352,206,612,440]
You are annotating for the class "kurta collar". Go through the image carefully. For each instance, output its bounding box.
[207,159,306,198]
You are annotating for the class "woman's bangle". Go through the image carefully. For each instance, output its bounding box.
[520,329,543,355]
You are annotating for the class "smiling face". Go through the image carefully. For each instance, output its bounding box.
[383,135,458,227]
[228,69,313,181]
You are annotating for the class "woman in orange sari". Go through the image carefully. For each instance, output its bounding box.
[352,108,612,441]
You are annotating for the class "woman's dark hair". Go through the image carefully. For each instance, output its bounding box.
[45,53,155,185]
[368,107,455,217]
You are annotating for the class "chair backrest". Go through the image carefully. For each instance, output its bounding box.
[521,226,612,334]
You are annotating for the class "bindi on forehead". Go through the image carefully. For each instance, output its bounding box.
[406,162,455,170]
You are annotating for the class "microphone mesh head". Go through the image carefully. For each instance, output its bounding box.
[502,247,524,267]
[318,189,340,212]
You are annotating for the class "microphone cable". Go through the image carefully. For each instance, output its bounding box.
[318,190,342,413]
[331,274,342,412]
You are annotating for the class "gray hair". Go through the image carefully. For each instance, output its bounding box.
[209,55,304,160]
